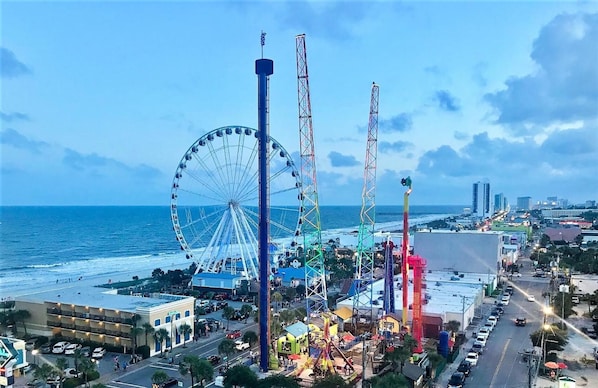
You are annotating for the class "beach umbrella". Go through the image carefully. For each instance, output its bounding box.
[557,362,568,369]
[544,361,559,369]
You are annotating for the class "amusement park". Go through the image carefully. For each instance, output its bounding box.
[167,33,446,387]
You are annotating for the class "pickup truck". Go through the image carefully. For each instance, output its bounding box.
[235,340,250,351]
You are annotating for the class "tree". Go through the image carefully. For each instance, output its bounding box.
[34,363,56,382]
[272,292,283,312]
[222,306,236,330]
[242,330,258,346]
[152,370,169,386]
[12,309,31,335]
[257,374,300,388]
[285,287,297,302]
[78,357,97,387]
[530,325,569,354]
[384,334,417,373]
[446,320,461,333]
[240,304,254,324]
[312,375,351,388]
[179,355,214,388]
[179,323,193,347]
[143,322,155,346]
[369,373,408,388]
[295,284,306,297]
[218,339,236,366]
[154,328,170,356]
[280,309,296,325]
[223,364,258,388]
[152,268,165,279]
[131,327,144,354]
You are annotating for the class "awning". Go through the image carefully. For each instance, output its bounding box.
[334,307,353,321]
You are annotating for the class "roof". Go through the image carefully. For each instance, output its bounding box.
[192,272,245,280]
[380,313,401,322]
[334,307,353,320]
[285,321,309,338]
[276,267,306,284]
[402,362,425,381]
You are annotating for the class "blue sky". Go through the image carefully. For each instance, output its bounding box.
[2,1,597,207]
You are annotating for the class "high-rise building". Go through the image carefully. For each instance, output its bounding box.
[472,181,491,218]
[494,193,505,212]
[517,196,532,211]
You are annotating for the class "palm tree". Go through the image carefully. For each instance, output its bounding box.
[130,326,143,354]
[179,355,214,388]
[143,322,155,346]
[218,339,236,368]
[222,306,235,330]
[154,328,170,356]
[34,363,56,382]
[242,330,258,347]
[78,357,97,387]
[11,309,31,335]
[179,323,192,348]
[240,304,253,324]
[272,292,283,312]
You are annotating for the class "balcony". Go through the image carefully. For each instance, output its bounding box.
[47,320,61,328]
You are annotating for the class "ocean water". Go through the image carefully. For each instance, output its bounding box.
[0,205,462,298]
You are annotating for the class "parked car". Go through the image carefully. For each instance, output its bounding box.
[515,317,527,327]
[465,352,478,366]
[477,327,490,339]
[501,296,510,305]
[493,306,504,315]
[572,296,580,304]
[40,344,52,354]
[91,347,106,359]
[226,330,242,339]
[490,310,500,320]
[484,321,495,332]
[64,343,82,355]
[447,371,466,388]
[25,338,38,351]
[471,341,484,354]
[23,363,38,374]
[475,336,487,347]
[80,346,91,357]
[63,368,82,379]
[581,327,598,339]
[52,342,70,354]
[505,286,514,295]
[457,360,472,377]
[487,316,498,326]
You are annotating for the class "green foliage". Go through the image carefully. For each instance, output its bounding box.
[137,345,150,359]
[33,363,56,381]
[218,338,236,357]
[63,379,80,388]
[242,330,258,346]
[222,306,236,330]
[179,323,193,346]
[91,384,108,388]
[240,304,254,323]
[369,373,408,388]
[295,284,306,297]
[530,325,569,353]
[257,374,300,388]
[445,320,461,333]
[179,355,214,387]
[152,370,170,384]
[223,364,258,388]
[553,292,576,326]
[285,287,297,302]
[272,292,283,311]
[312,374,352,388]
[143,322,155,346]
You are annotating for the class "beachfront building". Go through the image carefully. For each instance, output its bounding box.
[472,181,491,219]
[414,230,505,275]
[337,271,494,335]
[14,286,194,357]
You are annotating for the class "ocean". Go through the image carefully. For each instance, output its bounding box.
[0,205,463,298]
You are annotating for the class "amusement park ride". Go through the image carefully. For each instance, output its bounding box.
[169,31,427,377]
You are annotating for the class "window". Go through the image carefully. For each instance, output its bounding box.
[165,316,171,323]
[176,313,181,320]
[154,319,160,326]
[185,310,190,317]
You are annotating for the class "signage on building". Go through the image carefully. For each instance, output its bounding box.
[0,338,18,368]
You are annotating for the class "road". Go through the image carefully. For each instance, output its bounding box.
[441,270,551,388]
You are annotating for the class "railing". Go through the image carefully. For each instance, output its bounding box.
[47,320,61,327]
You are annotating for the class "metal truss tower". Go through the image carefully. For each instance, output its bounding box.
[352,83,379,329]
[296,34,327,316]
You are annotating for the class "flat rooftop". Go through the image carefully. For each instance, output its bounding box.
[18,285,190,312]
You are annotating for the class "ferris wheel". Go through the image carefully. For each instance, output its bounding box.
[170,126,302,282]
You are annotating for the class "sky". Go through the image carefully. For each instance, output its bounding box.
[1,0,597,207]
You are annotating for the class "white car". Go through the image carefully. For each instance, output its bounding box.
[476,336,487,347]
[465,352,479,366]
[234,340,250,351]
[484,321,495,332]
[527,295,535,302]
[501,297,510,306]
[63,368,82,379]
[478,327,490,339]
[91,347,106,359]
[487,316,498,326]
[64,343,82,355]
[52,341,70,354]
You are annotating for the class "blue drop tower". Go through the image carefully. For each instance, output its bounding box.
[256,56,273,373]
